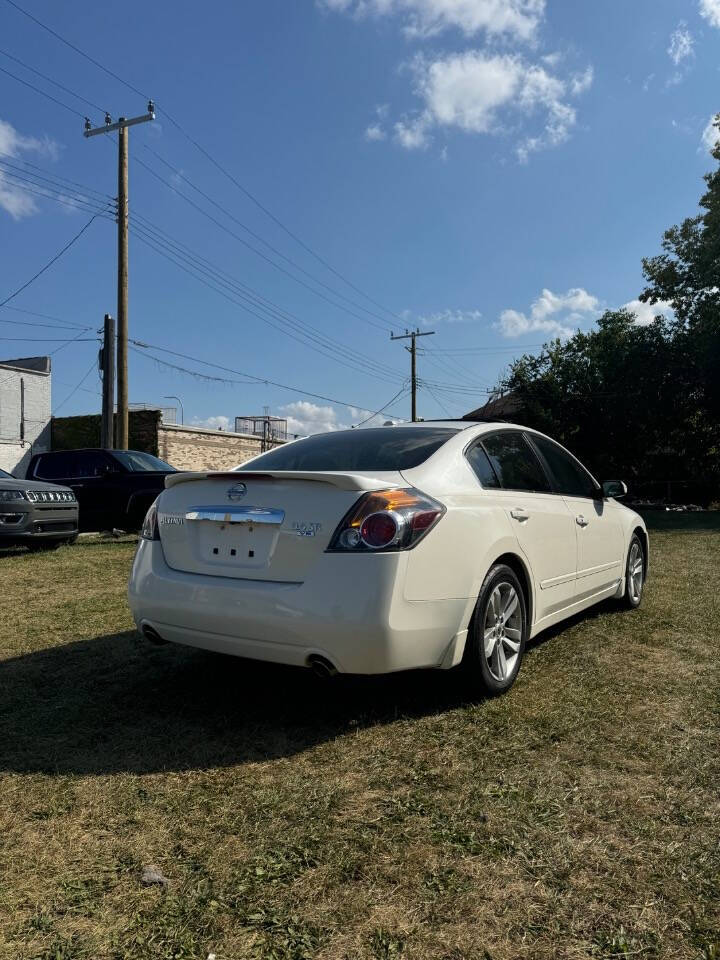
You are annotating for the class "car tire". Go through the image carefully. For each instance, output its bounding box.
[622,534,645,609]
[462,564,528,696]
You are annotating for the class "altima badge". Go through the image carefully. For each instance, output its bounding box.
[227,483,247,502]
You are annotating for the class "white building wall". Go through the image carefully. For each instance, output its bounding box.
[0,360,51,476]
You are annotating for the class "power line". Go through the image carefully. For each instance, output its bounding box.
[132,152,395,335]
[128,216,403,384]
[157,109,404,324]
[0,304,90,329]
[143,145,395,332]
[0,46,108,115]
[129,338,408,417]
[0,216,99,308]
[2,0,403,323]
[0,62,86,117]
[3,0,148,100]
[0,155,113,203]
[0,335,96,342]
[53,357,100,413]
[0,177,113,218]
[352,386,409,426]
[0,166,114,218]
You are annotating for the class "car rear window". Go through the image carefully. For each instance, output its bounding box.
[237,427,458,472]
[112,451,176,472]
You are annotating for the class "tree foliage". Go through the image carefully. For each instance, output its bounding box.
[499,119,720,502]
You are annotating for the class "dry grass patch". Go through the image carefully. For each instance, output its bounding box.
[0,521,718,959]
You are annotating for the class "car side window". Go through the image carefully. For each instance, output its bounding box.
[33,452,74,480]
[465,443,501,488]
[529,434,598,499]
[73,452,111,478]
[481,432,551,493]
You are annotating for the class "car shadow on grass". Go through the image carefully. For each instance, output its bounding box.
[0,595,619,777]
[0,631,480,775]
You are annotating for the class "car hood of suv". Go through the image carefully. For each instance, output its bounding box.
[1,477,74,493]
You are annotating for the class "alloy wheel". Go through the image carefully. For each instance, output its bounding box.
[628,541,644,603]
[483,582,522,683]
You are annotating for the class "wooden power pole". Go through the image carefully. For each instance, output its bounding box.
[391,328,435,421]
[100,313,115,449]
[84,103,155,449]
[116,123,129,449]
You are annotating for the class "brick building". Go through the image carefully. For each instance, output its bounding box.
[52,409,284,471]
[0,356,52,476]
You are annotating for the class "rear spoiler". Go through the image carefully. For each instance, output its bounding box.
[164,470,395,492]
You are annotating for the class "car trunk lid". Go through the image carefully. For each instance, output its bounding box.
[158,470,402,581]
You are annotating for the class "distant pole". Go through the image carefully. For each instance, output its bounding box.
[390,328,435,421]
[163,395,184,425]
[101,313,116,449]
[84,102,155,449]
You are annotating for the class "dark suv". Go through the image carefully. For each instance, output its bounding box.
[26,449,177,532]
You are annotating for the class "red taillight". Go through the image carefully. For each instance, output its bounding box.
[140,499,160,541]
[360,512,399,549]
[328,487,444,553]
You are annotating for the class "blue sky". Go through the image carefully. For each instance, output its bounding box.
[0,0,718,435]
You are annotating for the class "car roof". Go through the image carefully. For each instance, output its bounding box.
[389,419,523,431]
[37,448,146,455]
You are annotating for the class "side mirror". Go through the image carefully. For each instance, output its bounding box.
[602,480,627,499]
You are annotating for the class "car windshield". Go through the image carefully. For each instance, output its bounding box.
[111,451,176,472]
[0,467,13,480]
[237,427,458,472]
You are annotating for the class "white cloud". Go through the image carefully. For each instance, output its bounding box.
[668,23,694,65]
[621,299,674,326]
[419,308,482,326]
[365,123,387,141]
[279,400,404,435]
[498,286,599,338]
[190,415,232,431]
[0,117,60,220]
[701,116,719,153]
[532,287,599,319]
[699,0,720,29]
[391,51,591,159]
[394,113,432,149]
[280,401,345,436]
[320,0,546,42]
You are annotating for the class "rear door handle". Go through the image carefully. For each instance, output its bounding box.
[510,508,529,521]
[576,515,589,527]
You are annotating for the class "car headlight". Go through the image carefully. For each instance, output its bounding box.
[25,490,76,503]
[0,489,27,502]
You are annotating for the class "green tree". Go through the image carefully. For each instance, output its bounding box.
[498,122,720,502]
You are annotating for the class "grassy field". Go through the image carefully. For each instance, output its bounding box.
[1,518,719,960]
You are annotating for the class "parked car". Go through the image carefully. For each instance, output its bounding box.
[0,466,78,550]
[26,449,176,532]
[128,421,648,695]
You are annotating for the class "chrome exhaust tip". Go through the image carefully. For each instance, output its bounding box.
[142,625,167,645]
[307,655,338,679]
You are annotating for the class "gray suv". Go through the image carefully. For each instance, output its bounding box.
[0,467,78,550]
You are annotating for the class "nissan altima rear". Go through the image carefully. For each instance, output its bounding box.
[127,426,470,675]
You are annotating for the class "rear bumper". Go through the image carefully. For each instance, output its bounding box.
[0,503,78,544]
[128,538,470,674]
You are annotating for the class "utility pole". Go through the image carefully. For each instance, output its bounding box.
[84,103,155,449]
[390,328,435,421]
[100,313,116,449]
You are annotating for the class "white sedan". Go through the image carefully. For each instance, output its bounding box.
[128,421,648,695]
